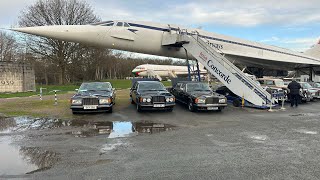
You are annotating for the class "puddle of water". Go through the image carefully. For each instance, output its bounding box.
[295,129,318,135]
[0,136,59,175]
[250,135,268,141]
[67,121,175,138]
[0,117,175,138]
[109,122,135,138]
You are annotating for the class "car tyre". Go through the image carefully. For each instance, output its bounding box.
[136,104,142,112]
[108,106,113,113]
[188,101,195,112]
[233,99,241,107]
[131,97,135,104]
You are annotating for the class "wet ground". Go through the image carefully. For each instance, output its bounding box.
[1,101,320,179]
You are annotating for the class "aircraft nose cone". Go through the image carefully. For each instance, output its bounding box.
[11,25,108,45]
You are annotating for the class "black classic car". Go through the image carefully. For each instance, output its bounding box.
[130,81,175,112]
[70,82,116,114]
[171,81,227,112]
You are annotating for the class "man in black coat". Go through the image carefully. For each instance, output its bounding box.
[287,80,302,107]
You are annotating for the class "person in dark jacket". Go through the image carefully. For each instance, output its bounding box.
[287,80,302,107]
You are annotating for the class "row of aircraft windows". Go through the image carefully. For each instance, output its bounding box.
[100,21,130,27]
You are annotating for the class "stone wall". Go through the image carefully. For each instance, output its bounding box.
[0,62,36,92]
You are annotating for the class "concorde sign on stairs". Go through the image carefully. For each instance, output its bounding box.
[162,31,273,106]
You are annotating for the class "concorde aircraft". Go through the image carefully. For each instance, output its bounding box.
[132,63,207,80]
[11,20,320,76]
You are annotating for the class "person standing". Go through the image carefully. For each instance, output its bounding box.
[287,80,302,107]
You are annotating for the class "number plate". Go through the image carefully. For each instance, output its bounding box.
[207,107,218,110]
[153,104,165,108]
[84,105,98,110]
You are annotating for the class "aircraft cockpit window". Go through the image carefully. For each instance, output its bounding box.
[102,22,114,26]
[117,22,123,26]
[124,22,130,27]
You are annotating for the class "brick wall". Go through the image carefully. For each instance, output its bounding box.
[0,62,36,92]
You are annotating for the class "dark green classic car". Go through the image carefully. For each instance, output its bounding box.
[171,81,227,112]
[130,81,175,112]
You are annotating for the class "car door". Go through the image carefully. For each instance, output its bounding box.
[180,83,188,103]
[172,83,182,100]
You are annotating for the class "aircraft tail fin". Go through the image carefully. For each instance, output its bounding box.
[304,40,320,58]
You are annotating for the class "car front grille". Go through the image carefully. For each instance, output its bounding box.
[152,96,165,103]
[205,97,219,104]
[83,98,99,105]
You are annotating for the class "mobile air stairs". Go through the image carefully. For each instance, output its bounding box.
[162,30,276,108]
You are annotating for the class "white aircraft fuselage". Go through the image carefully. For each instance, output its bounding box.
[132,64,206,77]
[12,20,320,71]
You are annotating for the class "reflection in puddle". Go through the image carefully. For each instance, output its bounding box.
[66,121,175,138]
[0,117,176,138]
[0,136,59,175]
[109,122,134,138]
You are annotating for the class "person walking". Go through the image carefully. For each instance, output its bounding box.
[287,80,302,107]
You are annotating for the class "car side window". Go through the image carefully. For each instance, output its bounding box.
[266,80,274,85]
[132,82,138,90]
[175,83,182,90]
[181,83,186,91]
[116,22,123,27]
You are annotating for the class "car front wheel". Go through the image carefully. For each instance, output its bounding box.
[136,104,142,112]
[188,101,194,112]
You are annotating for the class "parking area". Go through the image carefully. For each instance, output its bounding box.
[1,99,320,179]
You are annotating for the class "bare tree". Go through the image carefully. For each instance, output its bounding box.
[18,0,100,84]
[0,31,18,61]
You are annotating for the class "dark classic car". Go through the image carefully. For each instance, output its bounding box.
[171,81,227,112]
[130,81,175,112]
[309,82,320,98]
[298,82,318,102]
[70,82,116,114]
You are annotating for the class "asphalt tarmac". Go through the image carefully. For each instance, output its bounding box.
[1,101,320,180]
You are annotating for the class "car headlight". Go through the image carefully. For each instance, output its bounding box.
[195,98,206,104]
[99,98,111,104]
[219,98,226,103]
[169,97,174,102]
[147,98,151,102]
[71,99,82,105]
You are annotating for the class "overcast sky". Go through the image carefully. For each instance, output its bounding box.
[0,0,320,52]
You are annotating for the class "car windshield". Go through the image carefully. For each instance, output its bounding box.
[313,83,320,88]
[301,83,312,89]
[275,80,285,86]
[186,83,211,92]
[138,82,165,91]
[79,82,112,91]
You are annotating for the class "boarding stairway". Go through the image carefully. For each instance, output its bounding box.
[162,30,274,106]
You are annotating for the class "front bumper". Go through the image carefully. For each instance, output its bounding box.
[70,104,113,112]
[194,103,227,111]
[139,103,175,110]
